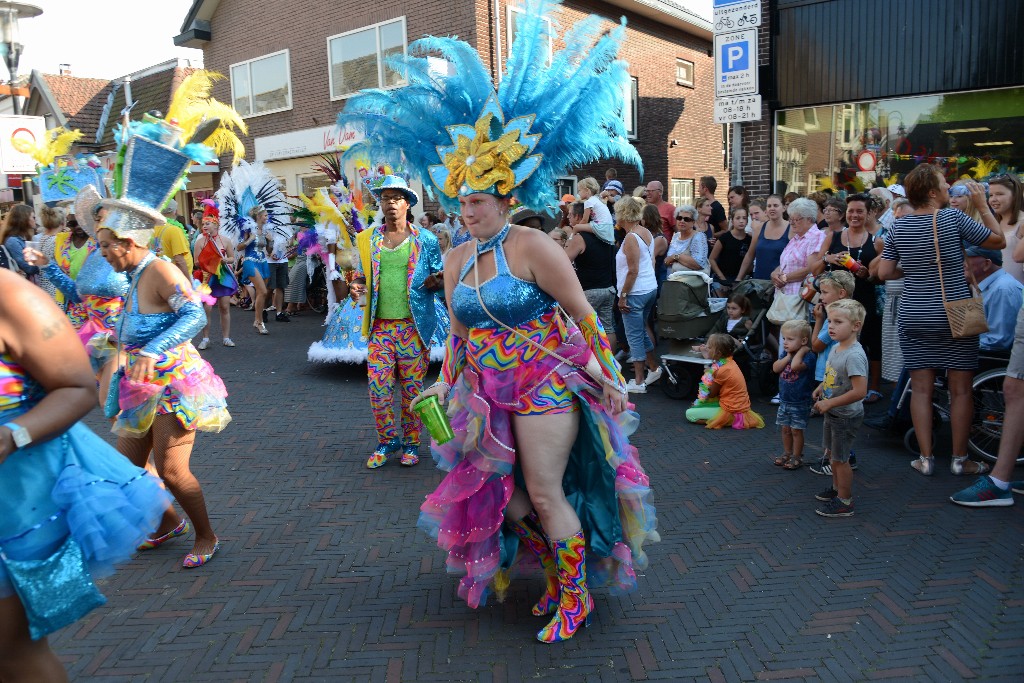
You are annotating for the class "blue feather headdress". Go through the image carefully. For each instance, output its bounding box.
[337,0,641,214]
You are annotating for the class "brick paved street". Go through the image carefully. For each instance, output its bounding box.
[55,308,1024,682]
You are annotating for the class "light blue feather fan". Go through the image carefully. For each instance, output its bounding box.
[337,0,641,214]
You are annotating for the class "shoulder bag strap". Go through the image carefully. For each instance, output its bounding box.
[931,209,950,304]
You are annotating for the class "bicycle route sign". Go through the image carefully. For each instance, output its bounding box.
[713,0,761,31]
[714,29,758,98]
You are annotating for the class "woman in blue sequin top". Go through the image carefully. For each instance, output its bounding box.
[96,223,230,570]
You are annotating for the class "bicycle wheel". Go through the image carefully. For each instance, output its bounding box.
[306,265,328,314]
[968,368,1019,464]
[661,363,696,400]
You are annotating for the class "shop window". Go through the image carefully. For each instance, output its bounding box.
[676,59,694,88]
[774,86,1024,196]
[670,179,694,208]
[622,77,638,140]
[230,50,292,118]
[508,6,552,66]
[300,174,332,197]
[328,17,407,100]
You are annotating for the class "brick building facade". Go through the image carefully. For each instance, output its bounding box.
[176,0,726,212]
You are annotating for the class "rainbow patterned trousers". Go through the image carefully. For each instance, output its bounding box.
[367,317,429,446]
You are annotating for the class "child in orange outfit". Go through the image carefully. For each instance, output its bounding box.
[686,333,765,429]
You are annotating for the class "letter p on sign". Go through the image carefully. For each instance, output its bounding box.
[722,43,748,72]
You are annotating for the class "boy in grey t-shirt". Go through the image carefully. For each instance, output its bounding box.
[812,300,869,517]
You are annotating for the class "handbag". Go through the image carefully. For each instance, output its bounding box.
[931,210,988,338]
[767,291,807,325]
[0,528,106,640]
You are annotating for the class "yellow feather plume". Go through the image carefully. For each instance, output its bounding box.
[302,189,354,248]
[883,173,900,188]
[817,176,836,193]
[166,70,248,163]
[970,158,999,180]
[12,127,83,166]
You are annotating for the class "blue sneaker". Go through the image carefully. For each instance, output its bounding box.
[950,476,1013,508]
[1013,481,1024,495]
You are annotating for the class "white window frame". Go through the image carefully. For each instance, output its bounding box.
[676,58,694,88]
[622,77,638,140]
[298,173,332,198]
[556,176,578,199]
[670,179,694,209]
[507,5,553,66]
[229,49,292,119]
[327,17,408,101]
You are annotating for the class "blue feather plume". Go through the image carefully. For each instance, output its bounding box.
[337,0,641,214]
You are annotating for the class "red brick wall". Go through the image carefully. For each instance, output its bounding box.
[200,0,720,202]
[202,0,480,160]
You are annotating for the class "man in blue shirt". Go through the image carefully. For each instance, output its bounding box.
[966,246,1024,352]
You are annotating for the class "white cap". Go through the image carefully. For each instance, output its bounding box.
[888,184,906,198]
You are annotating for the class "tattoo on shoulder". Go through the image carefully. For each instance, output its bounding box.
[40,318,63,340]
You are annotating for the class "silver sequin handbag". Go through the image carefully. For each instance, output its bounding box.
[0,533,106,640]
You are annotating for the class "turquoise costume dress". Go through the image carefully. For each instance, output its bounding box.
[0,353,168,632]
[113,255,230,436]
[307,298,371,363]
[418,225,659,608]
[42,251,129,373]
[240,230,270,284]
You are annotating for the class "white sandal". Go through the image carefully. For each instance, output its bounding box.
[951,455,989,476]
[911,455,934,476]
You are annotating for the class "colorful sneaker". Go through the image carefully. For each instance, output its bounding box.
[950,476,1013,507]
[816,497,854,517]
[137,519,190,551]
[182,541,220,568]
[367,440,400,469]
[400,443,420,466]
[815,487,838,502]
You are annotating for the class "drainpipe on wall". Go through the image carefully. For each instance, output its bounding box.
[731,122,742,185]
[494,0,503,82]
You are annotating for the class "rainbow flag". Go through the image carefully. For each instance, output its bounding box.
[197,239,238,298]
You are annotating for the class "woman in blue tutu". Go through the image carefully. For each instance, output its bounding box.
[0,268,168,680]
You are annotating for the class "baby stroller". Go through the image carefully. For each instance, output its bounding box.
[657,276,775,399]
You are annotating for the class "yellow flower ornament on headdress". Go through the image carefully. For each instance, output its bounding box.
[430,93,541,199]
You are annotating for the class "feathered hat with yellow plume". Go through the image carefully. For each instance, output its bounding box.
[98,69,246,245]
[13,127,107,205]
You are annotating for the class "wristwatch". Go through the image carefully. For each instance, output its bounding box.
[3,422,31,449]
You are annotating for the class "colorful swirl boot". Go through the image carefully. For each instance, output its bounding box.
[367,438,401,469]
[508,512,559,616]
[537,530,594,643]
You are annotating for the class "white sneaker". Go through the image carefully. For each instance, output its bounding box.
[197,338,210,350]
[222,338,235,347]
[644,366,663,386]
[770,393,781,405]
[625,380,647,394]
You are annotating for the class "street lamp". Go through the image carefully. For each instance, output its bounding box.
[0,2,42,115]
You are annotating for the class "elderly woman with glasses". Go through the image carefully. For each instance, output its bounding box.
[772,198,825,295]
[665,205,709,274]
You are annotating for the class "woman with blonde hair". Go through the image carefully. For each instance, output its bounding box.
[36,205,65,301]
[616,195,661,392]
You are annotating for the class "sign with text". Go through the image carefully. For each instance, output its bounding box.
[714,29,758,97]
[714,94,762,123]
[0,115,47,174]
[713,0,761,32]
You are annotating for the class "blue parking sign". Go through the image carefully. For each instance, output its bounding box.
[721,42,749,73]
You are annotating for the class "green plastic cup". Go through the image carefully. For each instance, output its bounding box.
[414,394,455,445]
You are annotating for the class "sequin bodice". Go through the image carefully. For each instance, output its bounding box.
[243,232,267,262]
[452,225,556,330]
[76,251,129,299]
[0,352,42,416]
[119,257,176,348]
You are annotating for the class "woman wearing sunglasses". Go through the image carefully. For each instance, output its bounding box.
[665,205,709,274]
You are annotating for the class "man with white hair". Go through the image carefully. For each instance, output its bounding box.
[869,186,895,231]
[153,197,194,279]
